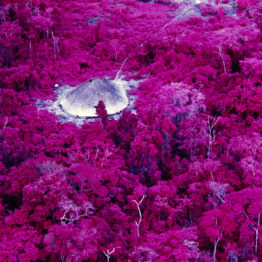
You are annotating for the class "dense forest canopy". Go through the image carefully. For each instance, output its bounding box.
[1,0,262,261]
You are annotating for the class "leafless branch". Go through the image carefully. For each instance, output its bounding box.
[103,247,120,262]
[115,55,129,80]
[218,45,227,73]
[213,228,223,262]
[208,116,219,158]
[133,194,146,237]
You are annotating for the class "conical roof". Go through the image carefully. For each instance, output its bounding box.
[59,78,129,117]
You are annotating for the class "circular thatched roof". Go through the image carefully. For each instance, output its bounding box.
[59,78,129,117]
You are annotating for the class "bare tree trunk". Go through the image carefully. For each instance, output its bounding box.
[29,40,32,60]
[133,195,146,237]
[254,213,261,255]
[213,229,223,262]
[213,238,219,262]
[207,116,219,158]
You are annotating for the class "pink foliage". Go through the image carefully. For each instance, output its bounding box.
[1,0,262,261]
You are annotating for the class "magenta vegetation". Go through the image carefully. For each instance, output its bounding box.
[1,0,262,261]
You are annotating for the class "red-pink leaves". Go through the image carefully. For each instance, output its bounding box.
[1,0,262,260]
[95,100,108,126]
